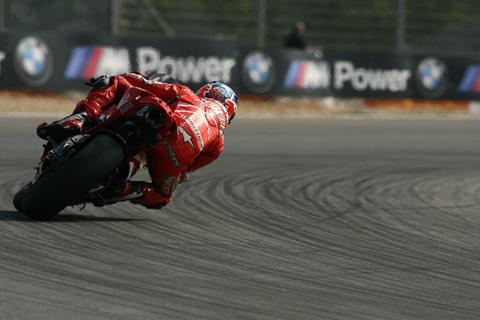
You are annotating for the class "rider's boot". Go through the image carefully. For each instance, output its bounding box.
[93,181,170,209]
[92,182,144,207]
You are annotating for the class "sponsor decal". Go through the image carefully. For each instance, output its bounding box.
[14,36,53,86]
[176,104,210,146]
[334,61,411,92]
[136,47,235,83]
[178,103,212,139]
[284,59,330,89]
[119,102,133,114]
[65,46,130,79]
[211,103,227,130]
[415,57,448,98]
[98,114,109,122]
[117,90,132,114]
[178,125,195,151]
[183,115,204,151]
[458,64,480,93]
[241,51,275,93]
[167,144,180,167]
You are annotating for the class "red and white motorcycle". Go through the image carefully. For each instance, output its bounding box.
[14,86,177,220]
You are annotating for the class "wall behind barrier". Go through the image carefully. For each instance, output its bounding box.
[1,32,480,101]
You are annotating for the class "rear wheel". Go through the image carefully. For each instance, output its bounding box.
[15,133,126,220]
[13,182,32,213]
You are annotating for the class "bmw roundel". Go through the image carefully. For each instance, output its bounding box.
[14,36,53,87]
[242,51,275,93]
[415,57,448,98]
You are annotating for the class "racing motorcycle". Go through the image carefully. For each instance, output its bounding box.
[13,86,177,220]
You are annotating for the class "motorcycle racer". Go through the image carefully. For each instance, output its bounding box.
[36,72,238,209]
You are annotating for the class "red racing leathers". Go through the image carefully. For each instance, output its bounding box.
[75,73,229,208]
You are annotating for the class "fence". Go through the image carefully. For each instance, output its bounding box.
[3,0,111,34]
[3,0,480,57]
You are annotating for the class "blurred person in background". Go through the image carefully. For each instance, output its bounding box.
[284,21,307,50]
[36,73,238,209]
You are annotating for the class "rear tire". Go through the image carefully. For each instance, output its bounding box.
[15,134,126,220]
[13,182,31,213]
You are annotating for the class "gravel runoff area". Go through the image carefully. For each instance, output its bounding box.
[0,91,479,119]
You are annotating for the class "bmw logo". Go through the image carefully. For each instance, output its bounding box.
[14,36,53,87]
[415,57,448,98]
[242,51,275,93]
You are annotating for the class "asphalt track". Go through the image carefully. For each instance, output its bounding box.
[1,117,480,320]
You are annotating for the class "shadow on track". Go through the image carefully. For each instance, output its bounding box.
[0,210,26,221]
[0,210,144,223]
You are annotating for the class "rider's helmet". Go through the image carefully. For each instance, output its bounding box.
[196,82,238,123]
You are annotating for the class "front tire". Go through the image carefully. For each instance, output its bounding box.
[15,133,126,220]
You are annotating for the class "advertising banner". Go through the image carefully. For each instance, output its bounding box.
[0,32,238,91]
[238,48,480,100]
[2,31,480,101]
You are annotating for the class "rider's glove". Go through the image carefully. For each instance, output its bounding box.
[85,75,112,89]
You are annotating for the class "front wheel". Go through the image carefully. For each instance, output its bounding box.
[14,133,126,220]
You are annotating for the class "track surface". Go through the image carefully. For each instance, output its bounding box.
[2,117,480,319]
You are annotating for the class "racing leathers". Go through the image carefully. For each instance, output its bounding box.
[40,73,229,209]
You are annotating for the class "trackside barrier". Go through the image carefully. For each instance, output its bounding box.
[1,31,480,103]
[238,49,480,101]
[0,32,237,91]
